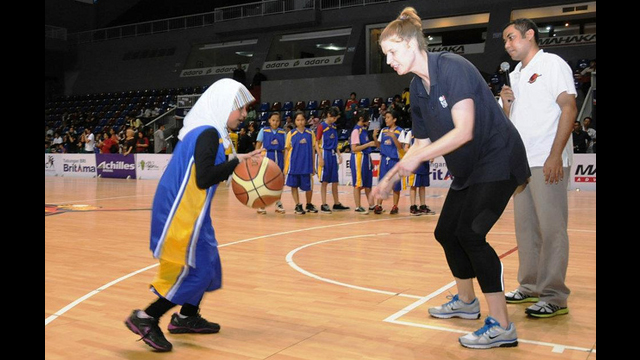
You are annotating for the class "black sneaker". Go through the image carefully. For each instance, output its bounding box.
[390,205,399,214]
[410,205,420,216]
[294,204,306,215]
[354,206,369,214]
[320,204,332,214]
[373,205,384,215]
[332,203,350,211]
[306,203,318,213]
[125,310,173,352]
[419,205,436,215]
[168,313,221,334]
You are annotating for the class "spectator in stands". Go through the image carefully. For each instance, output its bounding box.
[247,121,258,149]
[244,105,257,128]
[122,128,136,156]
[45,125,54,138]
[578,59,595,97]
[65,128,78,153]
[572,120,591,153]
[402,87,410,109]
[344,92,358,125]
[154,124,167,153]
[98,132,115,154]
[284,113,295,130]
[52,132,63,146]
[81,128,95,153]
[136,130,150,153]
[582,116,596,153]
[237,127,254,154]
[232,63,246,85]
[369,102,386,141]
[251,67,267,87]
[127,115,144,130]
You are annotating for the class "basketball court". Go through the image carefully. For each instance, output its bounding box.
[45,176,596,359]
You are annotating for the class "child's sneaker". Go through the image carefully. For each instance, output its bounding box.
[332,203,350,211]
[428,294,481,319]
[410,205,421,216]
[458,316,518,349]
[390,205,399,214]
[419,205,436,215]
[320,204,332,214]
[124,310,173,352]
[275,201,286,214]
[525,301,569,318]
[167,313,220,334]
[294,204,306,215]
[305,203,318,213]
[373,205,384,214]
[505,289,539,304]
[354,206,369,214]
[256,207,267,215]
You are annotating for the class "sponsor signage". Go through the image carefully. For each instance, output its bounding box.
[428,43,485,55]
[180,64,248,78]
[569,154,596,191]
[136,154,172,180]
[539,33,596,48]
[96,154,136,179]
[262,55,344,70]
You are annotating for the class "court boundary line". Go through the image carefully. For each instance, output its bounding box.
[286,234,596,355]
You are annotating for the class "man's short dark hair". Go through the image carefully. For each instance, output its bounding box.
[504,18,540,43]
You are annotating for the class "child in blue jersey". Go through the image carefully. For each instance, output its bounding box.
[317,106,350,213]
[374,110,405,214]
[255,112,286,215]
[285,111,321,215]
[402,129,436,216]
[350,111,379,214]
[125,79,262,352]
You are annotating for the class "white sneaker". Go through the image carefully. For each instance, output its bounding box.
[459,316,518,349]
[257,208,267,215]
[428,294,480,319]
[275,201,286,214]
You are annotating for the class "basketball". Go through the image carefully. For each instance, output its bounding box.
[232,156,284,208]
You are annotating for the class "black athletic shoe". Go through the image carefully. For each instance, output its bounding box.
[419,205,436,215]
[125,310,173,352]
[305,203,318,213]
[294,204,306,215]
[332,203,350,211]
[320,204,332,214]
[168,313,221,334]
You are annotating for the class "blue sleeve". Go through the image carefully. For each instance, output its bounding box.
[256,128,265,142]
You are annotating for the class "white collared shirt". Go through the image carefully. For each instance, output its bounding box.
[508,50,577,167]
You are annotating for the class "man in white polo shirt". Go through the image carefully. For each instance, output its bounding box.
[500,18,577,318]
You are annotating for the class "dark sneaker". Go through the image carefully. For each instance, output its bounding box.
[168,313,221,334]
[459,316,518,349]
[320,204,332,214]
[419,205,436,215]
[505,289,539,304]
[305,203,318,213]
[410,205,421,216]
[373,205,384,214]
[332,203,350,211]
[354,206,369,214]
[368,205,376,212]
[294,204,306,215]
[525,301,569,318]
[125,310,173,352]
[390,205,399,214]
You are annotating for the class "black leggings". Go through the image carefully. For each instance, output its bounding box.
[434,176,518,293]
[145,297,201,319]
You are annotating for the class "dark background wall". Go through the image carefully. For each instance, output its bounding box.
[45,0,596,103]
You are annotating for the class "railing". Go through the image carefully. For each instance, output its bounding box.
[214,0,315,22]
[45,25,67,41]
[67,0,400,44]
[319,0,398,10]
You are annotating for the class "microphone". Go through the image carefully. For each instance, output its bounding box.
[500,62,512,103]
[500,62,511,87]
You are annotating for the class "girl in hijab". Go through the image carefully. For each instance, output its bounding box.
[125,79,262,352]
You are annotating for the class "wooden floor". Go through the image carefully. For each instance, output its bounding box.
[45,176,596,360]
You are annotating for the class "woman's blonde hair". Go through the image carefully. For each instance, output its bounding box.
[379,7,427,51]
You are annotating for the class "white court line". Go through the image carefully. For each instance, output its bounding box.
[45,217,406,326]
[287,234,596,355]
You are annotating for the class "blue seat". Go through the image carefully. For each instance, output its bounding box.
[282,110,293,120]
[259,102,270,112]
[306,100,318,110]
[338,129,351,141]
[359,98,370,108]
[309,109,319,118]
[282,101,294,111]
[258,111,270,122]
[332,99,344,110]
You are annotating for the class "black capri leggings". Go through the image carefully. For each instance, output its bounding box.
[434,176,518,293]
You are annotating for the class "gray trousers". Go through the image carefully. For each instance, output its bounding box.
[513,167,571,307]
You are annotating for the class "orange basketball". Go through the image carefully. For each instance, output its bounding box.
[231,156,284,208]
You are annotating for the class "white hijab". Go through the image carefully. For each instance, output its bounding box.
[178,79,254,149]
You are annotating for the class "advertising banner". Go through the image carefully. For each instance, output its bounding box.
[569,154,596,191]
[262,55,344,70]
[135,154,172,180]
[96,154,136,179]
[56,154,97,178]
